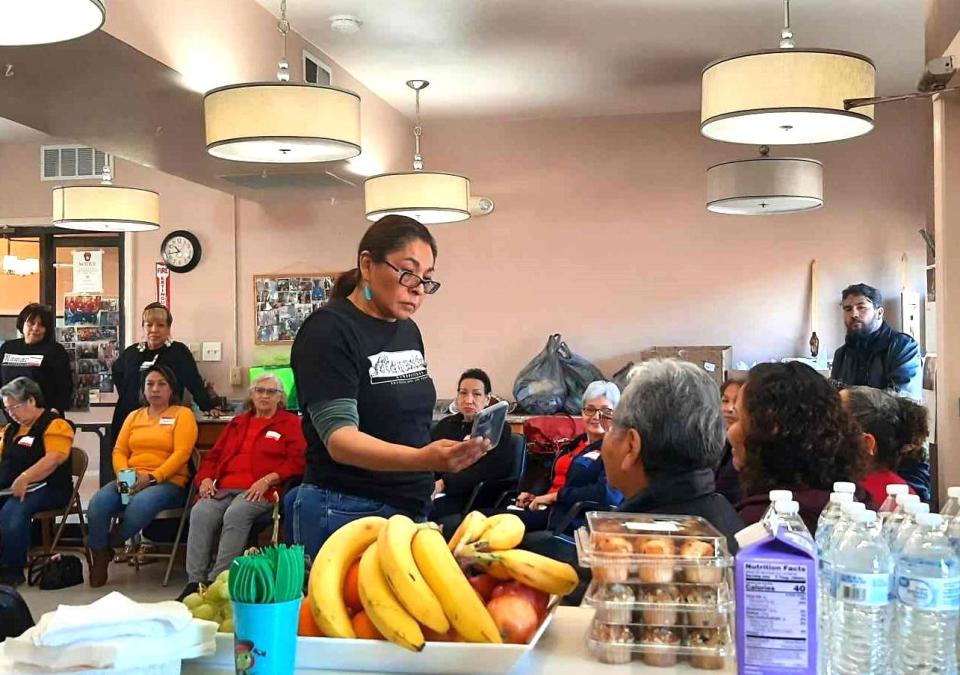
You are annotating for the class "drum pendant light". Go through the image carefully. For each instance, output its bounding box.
[53,164,160,232]
[202,0,361,163]
[701,0,875,145]
[0,0,104,46]
[706,146,823,215]
[364,81,470,224]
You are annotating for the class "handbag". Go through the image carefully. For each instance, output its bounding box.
[522,415,585,456]
[27,553,83,590]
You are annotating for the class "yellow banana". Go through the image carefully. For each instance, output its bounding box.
[307,516,387,638]
[449,510,487,553]
[469,556,513,580]
[473,549,580,596]
[466,513,525,552]
[377,515,450,634]
[412,527,502,643]
[358,542,425,652]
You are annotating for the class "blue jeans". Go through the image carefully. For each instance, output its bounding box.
[286,485,420,561]
[0,487,67,569]
[87,481,186,551]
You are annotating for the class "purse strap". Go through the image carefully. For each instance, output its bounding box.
[27,554,56,587]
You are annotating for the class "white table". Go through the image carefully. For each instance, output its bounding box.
[182,606,735,674]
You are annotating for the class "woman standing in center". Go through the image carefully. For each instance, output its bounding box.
[286,215,489,558]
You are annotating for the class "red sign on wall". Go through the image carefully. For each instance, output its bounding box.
[156,262,171,308]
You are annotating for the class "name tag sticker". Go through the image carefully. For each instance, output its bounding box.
[17,436,35,447]
[265,431,281,440]
[583,451,601,460]
[159,417,176,426]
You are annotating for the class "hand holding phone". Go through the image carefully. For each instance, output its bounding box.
[469,400,509,447]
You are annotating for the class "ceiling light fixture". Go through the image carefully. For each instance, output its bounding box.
[203,0,361,163]
[329,15,363,34]
[364,80,470,224]
[701,0,876,145]
[2,238,40,276]
[0,0,104,46]
[706,146,823,215]
[52,164,160,232]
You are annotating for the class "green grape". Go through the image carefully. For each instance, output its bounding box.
[182,593,203,610]
[215,569,230,586]
[191,604,217,621]
[219,618,234,633]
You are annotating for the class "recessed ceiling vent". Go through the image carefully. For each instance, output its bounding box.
[41,144,111,181]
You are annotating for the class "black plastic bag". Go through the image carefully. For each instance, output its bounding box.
[558,339,605,414]
[611,361,636,394]
[513,335,566,415]
[0,584,34,641]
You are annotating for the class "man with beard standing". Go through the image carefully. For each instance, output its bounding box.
[831,283,922,400]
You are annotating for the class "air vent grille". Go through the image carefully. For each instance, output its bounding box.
[40,144,111,181]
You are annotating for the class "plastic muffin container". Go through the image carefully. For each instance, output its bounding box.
[575,513,735,668]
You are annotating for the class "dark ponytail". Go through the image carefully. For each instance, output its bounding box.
[895,396,930,464]
[332,215,438,301]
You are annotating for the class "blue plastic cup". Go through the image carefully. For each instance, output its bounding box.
[233,596,300,675]
[117,469,137,505]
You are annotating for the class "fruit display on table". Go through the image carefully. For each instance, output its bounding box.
[181,569,234,633]
[306,511,579,651]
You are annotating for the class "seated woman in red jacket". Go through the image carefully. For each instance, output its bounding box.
[730,362,867,534]
[841,386,928,506]
[179,374,305,599]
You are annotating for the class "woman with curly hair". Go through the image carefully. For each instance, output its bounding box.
[841,386,930,505]
[729,362,868,533]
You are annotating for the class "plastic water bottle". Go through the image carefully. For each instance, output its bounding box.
[942,487,960,519]
[879,484,910,518]
[947,513,960,551]
[883,493,921,545]
[894,513,960,674]
[759,489,793,530]
[816,492,855,673]
[833,481,857,497]
[830,510,892,674]
[773,499,812,540]
[892,502,931,557]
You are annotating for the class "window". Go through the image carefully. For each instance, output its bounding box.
[303,50,332,86]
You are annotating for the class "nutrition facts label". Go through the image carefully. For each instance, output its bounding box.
[743,561,811,670]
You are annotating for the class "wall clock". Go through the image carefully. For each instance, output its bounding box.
[160,230,201,273]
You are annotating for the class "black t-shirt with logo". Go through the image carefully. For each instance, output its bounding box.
[291,298,437,515]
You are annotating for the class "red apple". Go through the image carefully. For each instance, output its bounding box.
[491,581,549,619]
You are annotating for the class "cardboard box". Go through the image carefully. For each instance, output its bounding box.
[735,524,818,675]
[640,345,732,387]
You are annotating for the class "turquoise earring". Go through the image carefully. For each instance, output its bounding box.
[363,285,373,301]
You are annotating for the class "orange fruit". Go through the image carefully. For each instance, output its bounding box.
[297,597,324,637]
[351,610,383,640]
[343,559,363,613]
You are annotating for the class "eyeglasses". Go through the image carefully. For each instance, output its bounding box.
[583,406,615,422]
[5,401,27,413]
[381,260,441,295]
[253,387,281,396]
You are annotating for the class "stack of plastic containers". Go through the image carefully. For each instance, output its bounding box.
[575,512,735,669]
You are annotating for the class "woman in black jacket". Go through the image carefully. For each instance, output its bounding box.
[0,304,73,417]
[430,369,514,518]
[107,303,220,485]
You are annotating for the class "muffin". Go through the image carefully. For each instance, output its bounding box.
[596,583,636,624]
[687,628,725,670]
[640,584,679,626]
[639,627,681,667]
[680,585,720,627]
[681,539,722,583]
[593,534,633,583]
[637,538,676,583]
[590,621,635,664]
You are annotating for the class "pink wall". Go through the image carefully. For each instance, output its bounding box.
[0,100,933,401]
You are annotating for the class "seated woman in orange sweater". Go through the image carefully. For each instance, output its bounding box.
[87,364,198,587]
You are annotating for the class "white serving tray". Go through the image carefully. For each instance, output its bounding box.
[196,606,555,674]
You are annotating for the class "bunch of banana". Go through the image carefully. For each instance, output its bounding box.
[448,510,488,553]
[307,516,387,638]
[456,513,525,554]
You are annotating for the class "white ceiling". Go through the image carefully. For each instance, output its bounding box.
[259,0,925,120]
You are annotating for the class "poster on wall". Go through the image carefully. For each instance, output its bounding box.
[58,296,120,410]
[156,262,171,308]
[254,273,339,344]
[72,250,104,293]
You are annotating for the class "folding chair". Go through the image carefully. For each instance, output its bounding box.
[128,449,200,587]
[31,447,92,568]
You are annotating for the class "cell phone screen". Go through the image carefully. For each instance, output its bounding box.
[470,401,509,446]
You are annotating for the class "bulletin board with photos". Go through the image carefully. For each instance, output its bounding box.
[254,273,340,344]
[56,294,121,410]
